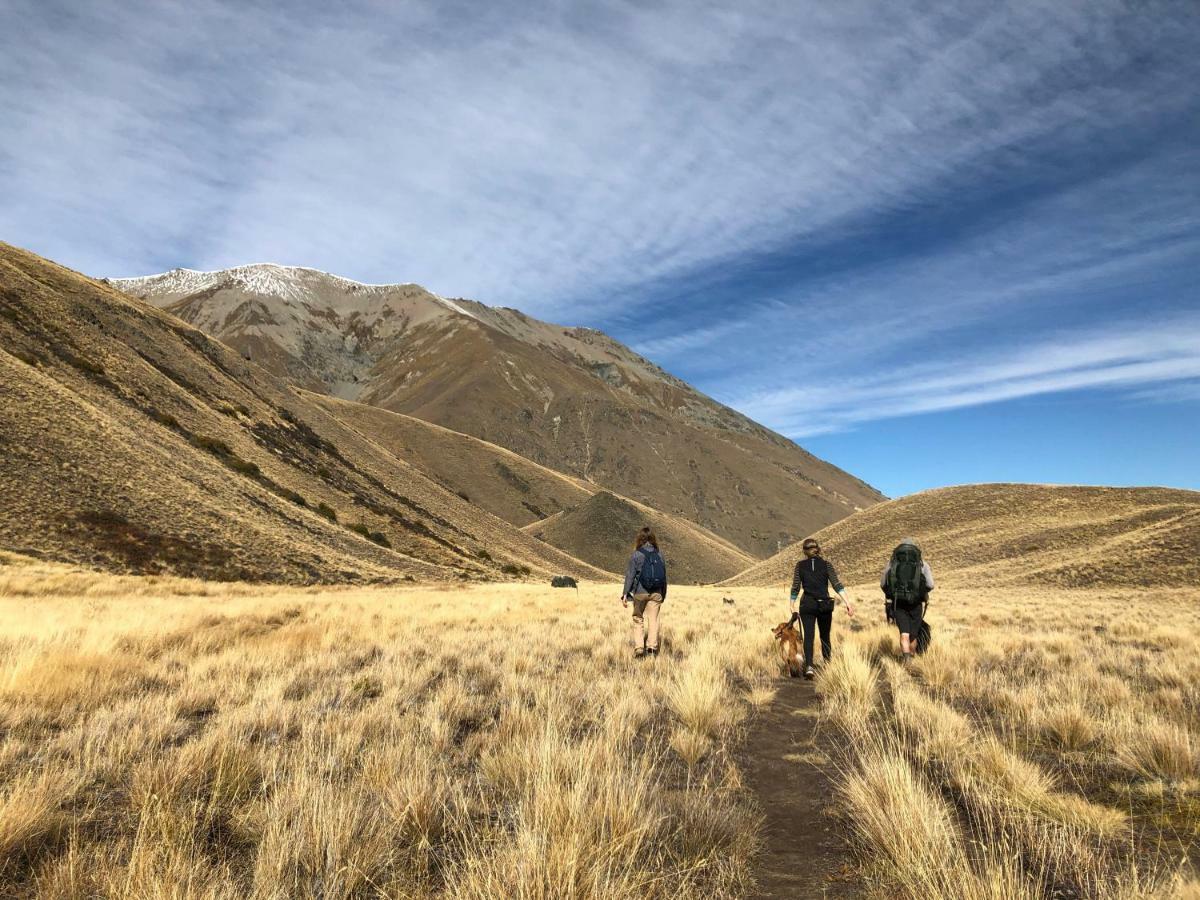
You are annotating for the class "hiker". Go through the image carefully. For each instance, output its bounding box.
[621,526,668,659]
[880,537,935,663]
[788,537,854,679]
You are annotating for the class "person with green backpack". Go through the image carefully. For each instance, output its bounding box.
[622,526,668,659]
[881,537,935,663]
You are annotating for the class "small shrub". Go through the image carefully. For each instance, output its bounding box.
[226,456,261,477]
[316,502,338,523]
[457,491,471,502]
[275,488,306,507]
[189,434,232,456]
[500,563,531,577]
[348,523,390,548]
[475,549,493,562]
[218,404,239,417]
[149,409,179,429]
[12,349,39,367]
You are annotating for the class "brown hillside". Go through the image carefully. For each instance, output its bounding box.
[723,483,1200,589]
[305,392,595,527]
[0,244,606,583]
[524,491,754,584]
[112,265,885,556]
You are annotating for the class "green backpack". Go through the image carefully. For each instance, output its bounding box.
[885,543,925,607]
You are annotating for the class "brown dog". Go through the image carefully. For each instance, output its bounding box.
[773,621,803,677]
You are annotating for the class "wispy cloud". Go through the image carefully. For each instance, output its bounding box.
[2,0,1198,447]
[734,315,1200,436]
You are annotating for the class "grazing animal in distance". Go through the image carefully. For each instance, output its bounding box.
[550,575,578,589]
[722,596,735,605]
[773,621,803,678]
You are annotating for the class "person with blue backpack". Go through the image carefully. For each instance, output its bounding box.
[881,537,935,663]
[622,526,668,659]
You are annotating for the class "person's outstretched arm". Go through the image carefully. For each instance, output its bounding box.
[789,561,803,617]
[827,561,854,616]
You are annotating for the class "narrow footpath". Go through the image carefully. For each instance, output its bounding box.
[740,679,863,898]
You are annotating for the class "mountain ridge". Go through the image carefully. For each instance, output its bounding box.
[112,263,886,556]
[1,243,607,583]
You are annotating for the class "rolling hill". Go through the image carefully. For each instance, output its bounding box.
[723,483,1200,589]
[0,243,606,583]
[110,264,885,556]
[522,490,755,584]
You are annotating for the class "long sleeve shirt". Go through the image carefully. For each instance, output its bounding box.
[790,556,844,601]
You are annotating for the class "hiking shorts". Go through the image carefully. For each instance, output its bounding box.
[893,603,924,636]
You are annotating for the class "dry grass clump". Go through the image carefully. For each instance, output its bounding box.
[0,568,765,899]
[819,585,1200,898]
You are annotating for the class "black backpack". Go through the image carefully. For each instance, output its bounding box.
[885,543,925,607]
[639,547,666,593]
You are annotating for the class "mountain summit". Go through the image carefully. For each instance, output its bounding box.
[112,264,884,555]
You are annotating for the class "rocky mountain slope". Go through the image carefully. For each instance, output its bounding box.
[723,483,1200,589]
[0,244,606,583]
[522,491,754,584]
[111,264,885,556]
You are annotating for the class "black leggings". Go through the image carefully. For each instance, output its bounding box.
[799,608,833,666]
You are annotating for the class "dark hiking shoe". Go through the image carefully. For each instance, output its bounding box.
[804,666,815,680]
[633,647,646,659]
[646,647,659,658]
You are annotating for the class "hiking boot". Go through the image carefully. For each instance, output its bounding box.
[646,647,659,658]
[633,647,646,659]
[804,665,815,680]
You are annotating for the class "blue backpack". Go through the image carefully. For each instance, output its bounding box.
[639,547,667,593]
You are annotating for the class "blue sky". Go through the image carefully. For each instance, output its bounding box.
[2,0,1197,497]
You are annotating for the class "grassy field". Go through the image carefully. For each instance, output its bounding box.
[2,555,1198,897]
[0,559,777,899]
[820,585,1200,899]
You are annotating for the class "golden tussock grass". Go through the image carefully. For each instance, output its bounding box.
[820,584,1200,898]
[0,562,778,899]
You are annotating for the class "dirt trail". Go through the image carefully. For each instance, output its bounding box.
[741,678,863,898]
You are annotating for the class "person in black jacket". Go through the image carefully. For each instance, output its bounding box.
[788,537,855,679]
[621,527,668,659]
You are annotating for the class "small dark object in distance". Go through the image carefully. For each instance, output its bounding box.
[722,596,735,605]
[551,575,578,589]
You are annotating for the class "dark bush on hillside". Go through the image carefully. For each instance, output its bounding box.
[476,548,493,561]
[12,349,39,367]
[189,434,232,456]
[551,575,578,588]
[275,487,307,507]
[501,563,532,577]
[149,409,179,429]
[348,522,391,548]
[316,502,338,523]
[226,457,261,477]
